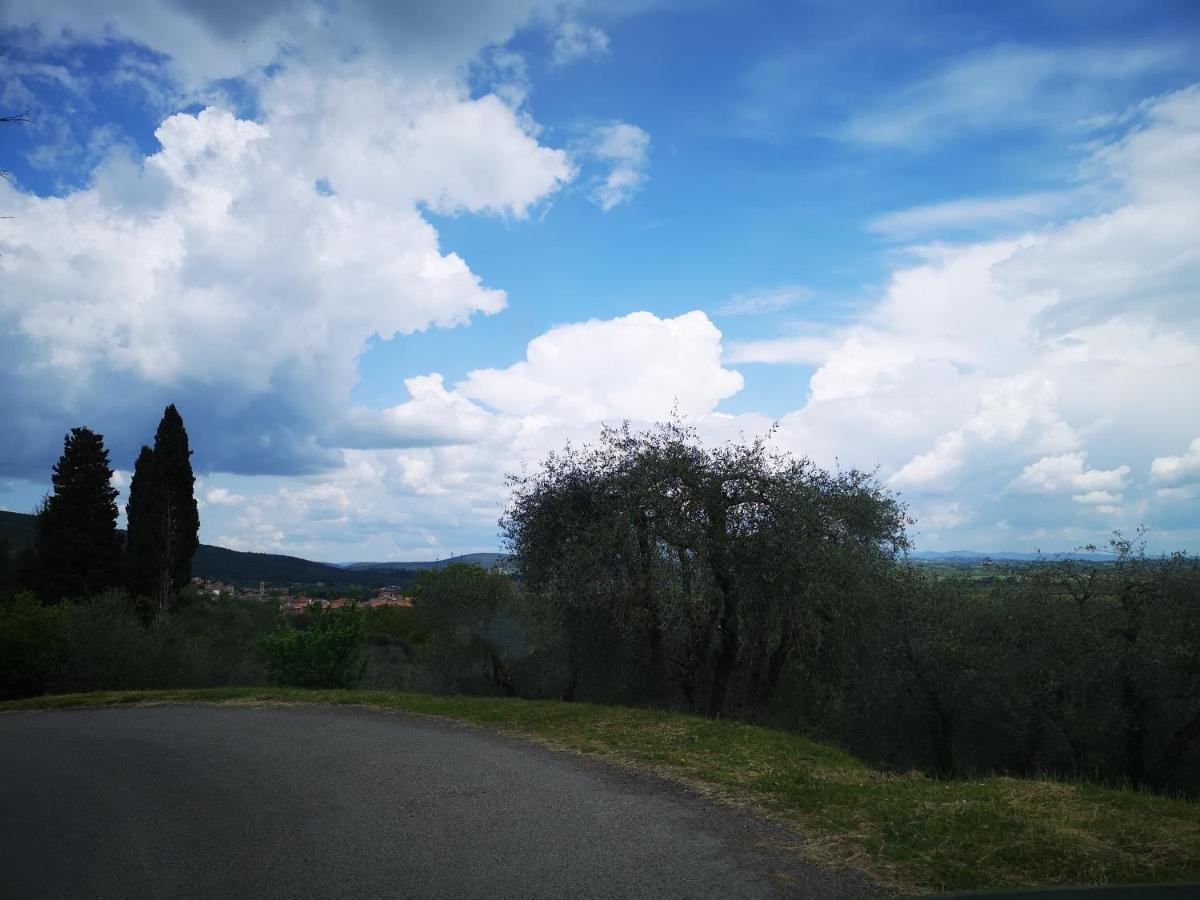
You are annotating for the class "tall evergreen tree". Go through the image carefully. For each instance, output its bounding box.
[35,427,124,601]
[127,405,199,615]
[125,444,160,600]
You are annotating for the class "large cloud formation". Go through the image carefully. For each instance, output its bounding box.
[0,2,588,477]
[200,79,1199,557]
[3,2,1198,559]
[756,86,1200,550]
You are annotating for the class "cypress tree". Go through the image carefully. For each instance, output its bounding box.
[129,405,199,616]
[125,444,161,600]
[35,427,124,601]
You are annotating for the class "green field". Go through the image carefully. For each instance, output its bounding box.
[4,687,1196,895]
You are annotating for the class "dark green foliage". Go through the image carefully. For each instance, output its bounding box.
[363,604,428,645]
[782,538,1200,794]
[127,405,200,615]
[261,603,367,689]
[0,589,273,699]
[7,410,1198,798]
[482,423,1200,795]
[125,444,160,600]
[0,592,68,698]
[0,537,10,593]
[35,427,124,601]
[0,510,38,549]
[411,564,526,696]
[153,405,200,596]
[501,420,909,714]
[359,605,431,691]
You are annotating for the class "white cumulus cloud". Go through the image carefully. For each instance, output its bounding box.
[0,4,577,478]
[1010,453,1131,495]
[459,311,743,421]
[1151,437,1200,485]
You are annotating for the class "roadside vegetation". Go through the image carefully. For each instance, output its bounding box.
[3,687,1197,895]
[2,416,1198,892]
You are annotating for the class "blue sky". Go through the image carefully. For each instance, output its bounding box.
[2,0,1199,560]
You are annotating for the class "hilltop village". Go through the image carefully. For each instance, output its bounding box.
[189,577,412,613]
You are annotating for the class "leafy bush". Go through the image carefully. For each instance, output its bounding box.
[261,603,367,689]
[0,592,67,699]
[410,564,528,696]
[0,589,274,699]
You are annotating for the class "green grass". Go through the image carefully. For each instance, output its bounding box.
[4,687,1197,894]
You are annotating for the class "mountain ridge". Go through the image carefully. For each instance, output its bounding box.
[0,510,428,586]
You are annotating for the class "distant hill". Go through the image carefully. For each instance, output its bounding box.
[910,549,1116,562]
[190,545,417,587]
[0,509,418,587]
[0,509,37,550]
[342,552,510,571]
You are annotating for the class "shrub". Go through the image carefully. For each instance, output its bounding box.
[0,592,67,699]
[261,603,367,689]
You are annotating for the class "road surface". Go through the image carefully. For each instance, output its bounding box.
[0,704,873,899]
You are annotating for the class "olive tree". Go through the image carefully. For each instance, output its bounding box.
[501,420,909,717]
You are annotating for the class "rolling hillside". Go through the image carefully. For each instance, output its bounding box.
[0,510,37,550]
[0,510,417,587]
[342,552,510,571]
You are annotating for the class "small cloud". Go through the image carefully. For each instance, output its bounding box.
[205,487,246,506]
[868,192,1073,240]
[1072,489,1121,505]
[334,374,492,449]
[1010,452,1130,494]
[1150,437,1200,485]
[838,43,1187,148]
[1156,485,1198,502]
[919,500,974,529]
[581,122,650,211]
[551,20,609,67]
[716,284,810,316]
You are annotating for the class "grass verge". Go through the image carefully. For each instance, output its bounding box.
[3,687,1197,894]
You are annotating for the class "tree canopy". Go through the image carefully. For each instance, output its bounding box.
[126,405,199,615]
[501,420,909,716]
[35,427,123,601]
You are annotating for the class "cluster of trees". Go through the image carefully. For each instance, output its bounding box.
[3,415,1196,795]
[0,589,276,699]
[404,422,1199,795]
[16,405,199,613]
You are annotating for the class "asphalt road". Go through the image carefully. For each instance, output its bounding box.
[0,704,873,899]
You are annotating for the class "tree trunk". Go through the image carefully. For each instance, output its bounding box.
[706,569,739,717]
[490,651,517,697]
[560,669,579,702]
[1157,706,1200,785]
[154,500,177,618]
[760,624,794,707]
[930,699,955,776]
[1121,675,1149,786]
[705,518,738,719]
